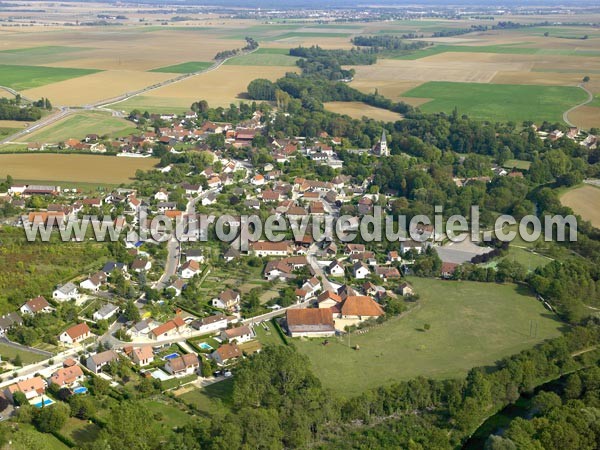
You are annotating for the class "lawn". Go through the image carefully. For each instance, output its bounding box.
[5,424,69,450]
[18,111,137,144]
[225,48,298,66]
[0,64,99,91]
[294,278,564,397]
[149,61,213,74]
[254,320,287,346]
[0,343,47,364]
[60,417,101,445]
[503,159,531,171]
[403,82,588,123]
[140,399,194,429]
[0,153,158,184]
[178,378,234,416]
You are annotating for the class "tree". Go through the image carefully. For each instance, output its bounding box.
[247,79,276,101]
[583,76,590,83]
[69,394,96,419]
[123,299,140,322]
[33,402,70,433]
[12,391,28,406]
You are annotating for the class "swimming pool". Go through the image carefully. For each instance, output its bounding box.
[163,352,179,360]
[33,398,54,408]
[73,386,88,394]
[198,342,213,351]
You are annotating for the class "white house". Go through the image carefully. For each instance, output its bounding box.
[93,303,119,322]
[191,314,229,334]
[353,262,370,280]
[86,350,118,374]
[328,260,345,277]
[154,189,169,202]
[180,259,201,279]
[53,282,80,302]
[185,249,204,263]
[79,272,106,292]
[20,296,52,315]
[164,353,199,376]
[59,323,92,345]
[212,289,240,311]
[221,325,253,344]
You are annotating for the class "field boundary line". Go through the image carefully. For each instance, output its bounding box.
[563,83,593,127]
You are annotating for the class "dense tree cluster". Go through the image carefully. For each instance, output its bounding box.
[351,34,431,51]
[0,96,50,121]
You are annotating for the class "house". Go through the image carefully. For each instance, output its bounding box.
[201,192,217,206]
[185,249,204,263]
[154,189,169,202]
[328,260,345,277]
[20,296,52,315]
[251,174,265,186]
[150,317,186,340]
[168,278,187,297]
[5,376,47,403]
[301,277,321,297]
[353,262,370,280]
[124,346,154,366]
[286,308,336,338]
[131,257,152,273]
[79,272,106,292]
[0,313,23,336]
[223,247,240,262]
[181,183,202,196]
[221,325,253,344]
[102,262,128,276]
[344,243,366,255]
[249,241,291,257]
[211,343,242,366]
[400,240,424,255]
[375,266,401,281]
[441,262,459,279]
[334,295,384,329]
[212,289,240,311]
[59,323,92,345]
[165,353,200,376]
[92,303,119,321]
[190,314,229,334]
[86,350,119,374]
[49,365,84,388]
[398,282,414,296]
[128,318,160,338]
[317,290,342,310]
[180,259,201,279]
[387,251,401,263]
[53,282,80,302]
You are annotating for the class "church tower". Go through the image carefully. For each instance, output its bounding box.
[378,129,388,156]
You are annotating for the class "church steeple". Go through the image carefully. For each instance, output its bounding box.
[379,129,388,156]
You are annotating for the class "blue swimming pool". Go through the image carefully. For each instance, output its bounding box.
[163,352,179,360]
[73,386,88,394]
[198,342,213,351]
[33,398,54,408]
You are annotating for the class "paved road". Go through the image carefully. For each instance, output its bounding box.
[563,83,594,127]
[242,298,314,325]
[0,85,31,102]
[306,243,335,291]
[0,107,72,144]
[155,238,180,290]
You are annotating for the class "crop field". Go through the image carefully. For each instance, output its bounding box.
[0,45,93,65]
[295,278,563,396]
[16,111,138,143]
[22,70,173,106]
[150,61,213,73]
[324,101,403,122]
[561,184,600,228]
[402,82,588,123]
[225,48,299,66]
[0,154,158,184]
[118,65,295,109]
[0,64,99,91]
